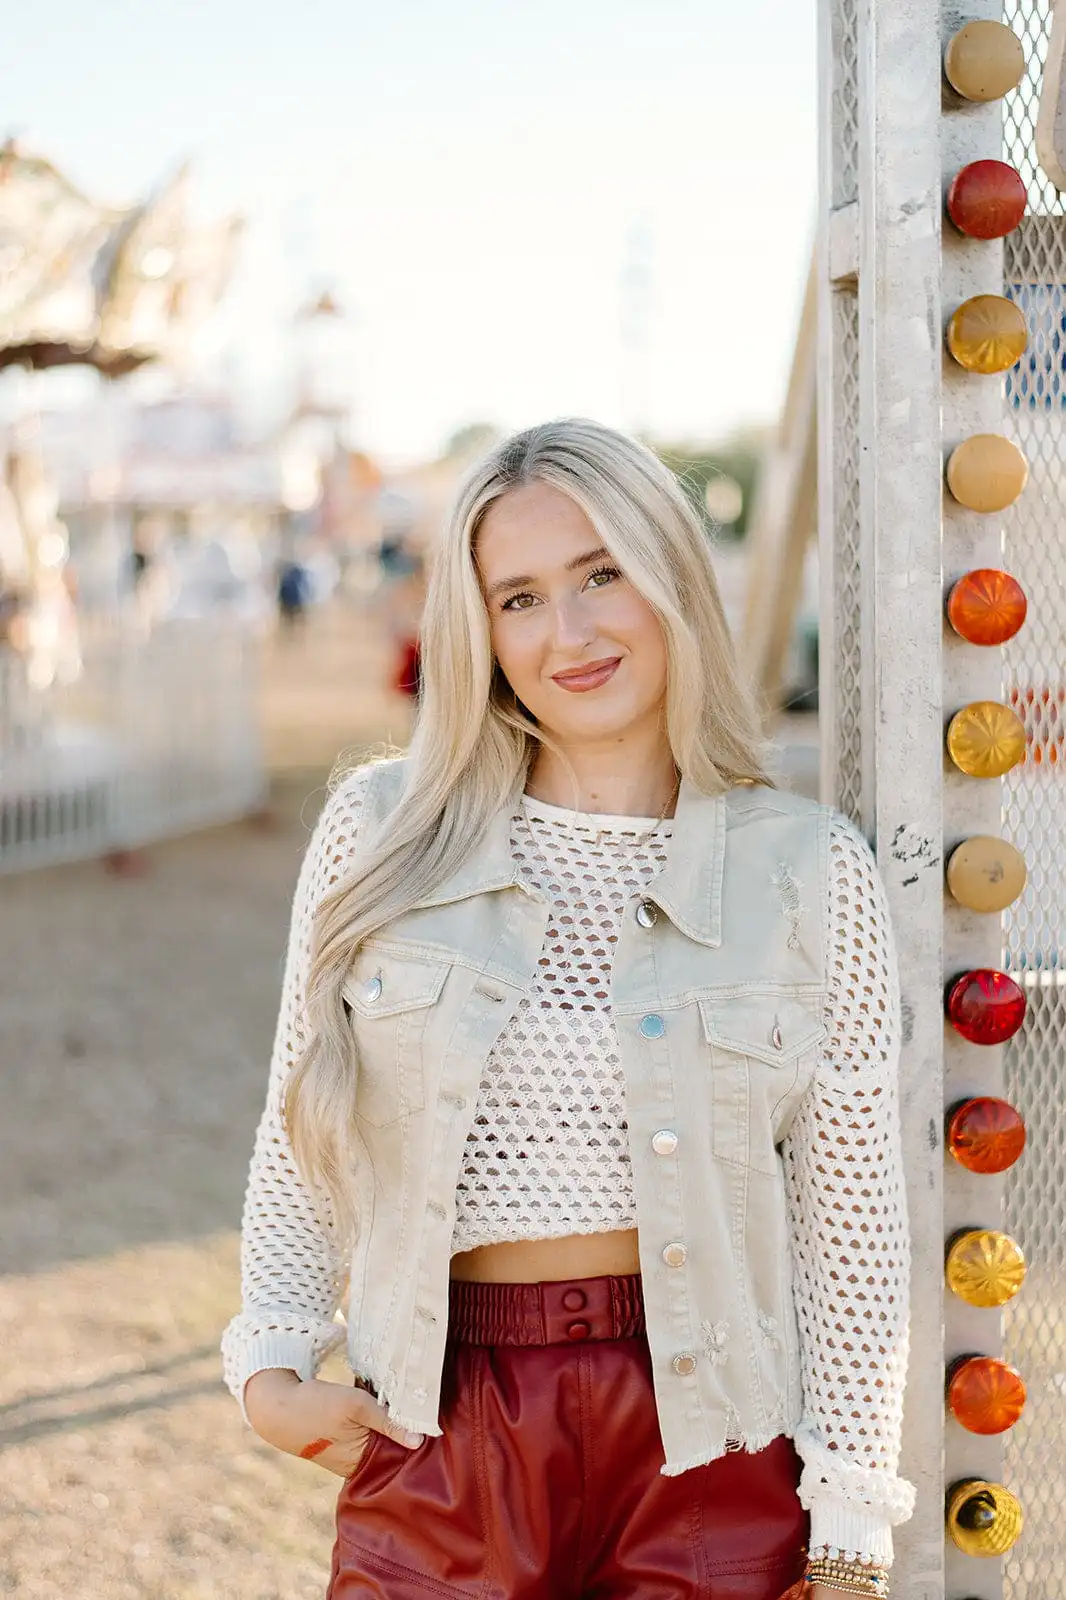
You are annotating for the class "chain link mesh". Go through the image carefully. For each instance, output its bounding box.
[834,0,860,206]
[833,290,863,822]
[999,2,1066,1591]
[825,0,863,823]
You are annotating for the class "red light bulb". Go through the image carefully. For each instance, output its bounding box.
[947,1097,1026,1172]
[946,970,1026,1044]
[947,160,1027,239]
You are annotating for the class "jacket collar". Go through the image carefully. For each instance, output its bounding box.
[409,774,727,947]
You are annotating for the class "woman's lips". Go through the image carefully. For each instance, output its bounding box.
[551,657,621,692]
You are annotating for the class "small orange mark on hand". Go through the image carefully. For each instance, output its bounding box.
[299,1437,333,1460]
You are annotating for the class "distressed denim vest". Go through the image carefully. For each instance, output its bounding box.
[342,759,831,1475]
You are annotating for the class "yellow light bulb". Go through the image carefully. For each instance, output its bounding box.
[946,1229,1026,1307]
[946,1478,1024,1555]
[947,702,1027,777]
[947,295,1028,374]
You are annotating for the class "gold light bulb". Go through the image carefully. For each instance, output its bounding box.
[946,1229,1026,1307]
[946,1478,1024,1555]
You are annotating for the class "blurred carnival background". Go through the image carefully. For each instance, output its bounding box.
[0,4,820,1596]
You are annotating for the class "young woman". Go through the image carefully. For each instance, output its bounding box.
[222,419,915,1599]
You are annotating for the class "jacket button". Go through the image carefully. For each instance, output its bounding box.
[561,1288,587,1311]
[363,976,383,1003]
[639,1014,666,1040]
[771,1022,784,1050]
[567,1320,591,1340]
[635,899,659,928]
[662,1241,688,1268]
[672,1353,697,1376]
[651,1129,678,1156]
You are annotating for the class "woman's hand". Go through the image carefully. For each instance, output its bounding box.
[243,1369,424,1478]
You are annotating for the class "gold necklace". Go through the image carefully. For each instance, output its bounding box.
[520,770,680,982]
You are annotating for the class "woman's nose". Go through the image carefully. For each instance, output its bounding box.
[550,596,594,651]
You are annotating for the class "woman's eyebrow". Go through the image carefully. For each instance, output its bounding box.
[483,546,610,603]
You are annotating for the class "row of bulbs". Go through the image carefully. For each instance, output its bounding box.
[939,16,1032,1571]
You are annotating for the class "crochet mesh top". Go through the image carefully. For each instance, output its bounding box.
[223,766,911,1553]
[451,794,665,1250]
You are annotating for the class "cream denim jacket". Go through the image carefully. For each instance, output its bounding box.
[224,759,915,1566]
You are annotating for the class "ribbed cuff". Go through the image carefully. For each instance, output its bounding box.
[232,1331,326,1426]
[807,1503,895,1569]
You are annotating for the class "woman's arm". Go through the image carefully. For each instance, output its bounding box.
[781,815,917,1571]
[220,766,375,1422]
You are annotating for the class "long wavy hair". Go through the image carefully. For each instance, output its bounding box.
[286,417,772,1239]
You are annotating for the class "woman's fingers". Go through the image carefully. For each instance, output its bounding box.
[243,1372,424,1464]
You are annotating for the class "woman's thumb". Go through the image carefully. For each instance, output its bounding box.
[369,1401,423,1451]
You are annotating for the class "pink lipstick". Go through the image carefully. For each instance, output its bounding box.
[551,657,621,692]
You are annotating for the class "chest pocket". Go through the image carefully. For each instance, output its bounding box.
[342,951,449,1127]
[699,993,827,1174]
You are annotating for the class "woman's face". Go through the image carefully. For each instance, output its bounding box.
[475,481,669,745]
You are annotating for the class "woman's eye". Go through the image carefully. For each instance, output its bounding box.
[586,564,620,590]
[501,591,538,612]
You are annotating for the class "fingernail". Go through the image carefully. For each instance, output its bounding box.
[403,1431,424,1448]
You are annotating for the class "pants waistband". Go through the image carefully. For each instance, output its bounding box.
[446,1272,646,1346]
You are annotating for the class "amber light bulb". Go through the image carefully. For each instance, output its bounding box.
[947,1097,1026,1172]
[946,1229,1027,1307]
[946,969,1026,1044]
[946,1478,1024,1555]
[947,700,1027,777]
[947,1356,1027,1434]
[946,570,1028,645]
[947,295,1028,374]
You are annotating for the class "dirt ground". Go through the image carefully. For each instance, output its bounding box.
[0,596,817,1599]
[0,598,414,1600]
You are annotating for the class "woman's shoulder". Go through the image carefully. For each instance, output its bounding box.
[322,755,410,823]
[723,779,828,825]
[725,781,869,844]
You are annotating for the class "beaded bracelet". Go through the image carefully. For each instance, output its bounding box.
[805,1553,890,1597]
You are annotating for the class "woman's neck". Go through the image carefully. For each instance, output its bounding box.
[525,736,680,818]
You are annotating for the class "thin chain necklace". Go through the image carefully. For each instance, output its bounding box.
[524,768,681,850]
[519,769,680,982]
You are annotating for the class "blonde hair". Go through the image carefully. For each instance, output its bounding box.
[286,417,772,1238]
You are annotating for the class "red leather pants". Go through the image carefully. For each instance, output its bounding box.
[329,1272,810,1599]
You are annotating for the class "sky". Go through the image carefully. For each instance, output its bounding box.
[2,0,817,468]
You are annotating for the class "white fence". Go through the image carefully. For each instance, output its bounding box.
[0,617,266,874]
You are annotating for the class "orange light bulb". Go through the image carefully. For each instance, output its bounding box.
[947,1356,1027,1434]
[946,569,1027,645]
[947,1097,1026,1173]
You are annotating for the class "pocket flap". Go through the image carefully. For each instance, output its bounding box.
[342,952,449,1018]
[698,994,827,1065]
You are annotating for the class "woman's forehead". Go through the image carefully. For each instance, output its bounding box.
[476,483,595,565]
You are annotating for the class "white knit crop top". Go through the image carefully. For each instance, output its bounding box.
[451,794,668,1252]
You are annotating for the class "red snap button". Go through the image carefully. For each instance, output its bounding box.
[566,1320,591,1340]
[561,1288,587,1311]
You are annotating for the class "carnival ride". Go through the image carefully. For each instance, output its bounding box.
[0,141,261,871]
[739,7,1065,1597]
